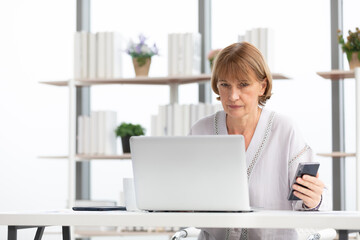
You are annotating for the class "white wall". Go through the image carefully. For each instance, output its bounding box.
[343,0,360,211]
[0,0,73,239]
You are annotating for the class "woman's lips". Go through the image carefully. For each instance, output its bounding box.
[228,105,244,109]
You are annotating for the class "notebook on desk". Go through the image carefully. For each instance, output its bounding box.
[130,135,251,212]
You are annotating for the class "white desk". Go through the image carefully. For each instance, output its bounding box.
[1,210,360,239]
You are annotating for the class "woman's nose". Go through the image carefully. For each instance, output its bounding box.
[229,88,240,101]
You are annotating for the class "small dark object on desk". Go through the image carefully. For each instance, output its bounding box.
[72,206,127,211]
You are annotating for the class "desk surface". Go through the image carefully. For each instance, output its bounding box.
[0,210,360,230]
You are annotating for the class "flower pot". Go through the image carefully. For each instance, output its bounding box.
[349,52,360,70]
[121,136,131,153]
[132,57,151,76]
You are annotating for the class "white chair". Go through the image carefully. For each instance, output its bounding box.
[171,227,337,240]
[171,227,201,240]
[296,228,337,240]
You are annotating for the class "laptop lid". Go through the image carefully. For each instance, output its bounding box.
[130,135,250,212]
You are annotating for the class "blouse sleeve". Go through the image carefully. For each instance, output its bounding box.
[287,124,332,211]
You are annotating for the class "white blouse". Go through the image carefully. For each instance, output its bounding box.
[189,108,331,240]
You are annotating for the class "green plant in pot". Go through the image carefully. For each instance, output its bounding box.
[338,27,360,69]
[115,122,145,153]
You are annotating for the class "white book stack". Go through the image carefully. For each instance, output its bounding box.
[244,30,252,44]
[177,34,185,76]
[190,104,199,127]
[250,28,260,50]
[77,111,117,155]
[105,32,124,79]
[186,32,201,75]
[74,31,124,80]
[83,116,91,154]
[168,33,178,77]
[151,103,223,136]
[259,28,275,70]
[90,111,99,155]
[238,28,274,70]
[166,104,173,136]
[88,32,97,79]
[172,103,183,136]
[182,104,190,136]
[168,32,202,76]
[96,32,106,79]
[197,103,206,121]
[103,111,117,155]
[158,105,167,136]
[97,111,105,155]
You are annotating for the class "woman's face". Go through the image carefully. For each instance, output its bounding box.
[217,69,266,120]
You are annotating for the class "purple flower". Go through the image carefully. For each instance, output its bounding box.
[139,34,146,45]
[126,33,159,58]
[135,44,142,54]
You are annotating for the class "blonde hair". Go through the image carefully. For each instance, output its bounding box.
[211,42,272,106]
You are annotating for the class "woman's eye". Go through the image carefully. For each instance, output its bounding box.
[220,83,230,87]
[239,83,249,87]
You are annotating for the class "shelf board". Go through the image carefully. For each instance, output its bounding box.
[38,154,131,160]
[272,73,290,80]
[316,70,355,80]
[40,73,290,87]
[79,74,211,86]
[38,155,68,159]
[75,229,176,237]
[76,154,131,160]
[317,152,355,158]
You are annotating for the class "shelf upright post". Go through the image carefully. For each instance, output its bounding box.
[330,0,345,211]
[68,78,76,209]
[76,0,91,204]
[198,0,212,103]
[356,67,360,212]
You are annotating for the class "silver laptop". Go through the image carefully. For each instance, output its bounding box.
[130,135,251,212]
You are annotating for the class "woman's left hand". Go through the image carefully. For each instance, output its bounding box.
[292,173,324,209]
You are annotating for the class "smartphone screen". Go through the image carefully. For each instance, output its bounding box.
[288,162,320,201]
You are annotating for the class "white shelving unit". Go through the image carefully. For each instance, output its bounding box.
[40,72,290,237]
[42,75,213,208]
[316,68,360,211]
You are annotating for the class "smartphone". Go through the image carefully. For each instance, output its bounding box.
[288,162,320,201]
[72,206,127,211]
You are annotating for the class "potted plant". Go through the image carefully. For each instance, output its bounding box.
[338,27,360,69]
[207,48,222,70]
[115,122,146,153]
[126,34,159,76]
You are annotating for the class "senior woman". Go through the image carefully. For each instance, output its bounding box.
[189,42,330,240]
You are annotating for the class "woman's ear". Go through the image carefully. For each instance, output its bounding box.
[260,78,267,95]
